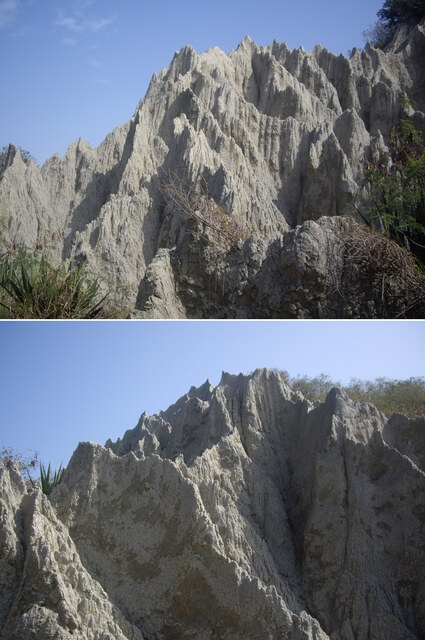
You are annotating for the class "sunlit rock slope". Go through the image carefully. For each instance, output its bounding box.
[1,369,425,638]
[1,22,424,316]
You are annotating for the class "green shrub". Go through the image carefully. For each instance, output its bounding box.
[355,103,425,267]
[0,249,108,319]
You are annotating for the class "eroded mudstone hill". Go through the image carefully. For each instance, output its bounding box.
[1,23,425,317]
[1,369,425,639]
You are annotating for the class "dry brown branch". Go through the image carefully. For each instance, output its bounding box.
[160,172,248,248]
[342,219,425,317]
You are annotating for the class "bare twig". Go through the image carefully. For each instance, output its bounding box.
[341,219,425,317]
[160,171,248,248]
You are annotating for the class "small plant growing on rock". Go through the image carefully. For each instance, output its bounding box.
[40,462,64,495]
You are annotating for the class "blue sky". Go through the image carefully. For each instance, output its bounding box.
[0,320,423,473]
[0,0,383,165]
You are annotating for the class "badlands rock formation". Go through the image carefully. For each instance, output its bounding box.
[1,369,425,639]
[1,23,425,316]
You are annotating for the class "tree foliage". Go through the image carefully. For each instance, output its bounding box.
[356,100,425,266]
[364,0,425,47]
[378,0,425,29]
[344,376,425,417]
[0,145,35,171]
[278,372,425,418]
[362,21,395,48]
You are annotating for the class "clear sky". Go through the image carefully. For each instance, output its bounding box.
[0,320,423,473]
[0,0,383,165]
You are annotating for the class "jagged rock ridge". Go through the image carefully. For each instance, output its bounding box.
[1,368,425,639]
[1,24,425,317]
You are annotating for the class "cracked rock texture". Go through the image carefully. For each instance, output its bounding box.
[1,369,425,639]
[1,23,425,317]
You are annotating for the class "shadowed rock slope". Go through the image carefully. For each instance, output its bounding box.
[1,24,425,316]
[1,369,425,639]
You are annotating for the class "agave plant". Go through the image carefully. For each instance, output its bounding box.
[40,462,64,496]
[0,249,108,319]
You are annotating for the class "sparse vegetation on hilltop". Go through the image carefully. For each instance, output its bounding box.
[279,371,425,418]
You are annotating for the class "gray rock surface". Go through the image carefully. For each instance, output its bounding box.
[1,23,425,316]
[134,215,425,318]
[0,461,145,640]
[1,369,425,639]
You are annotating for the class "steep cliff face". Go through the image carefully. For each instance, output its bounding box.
[0,461,145,640]
[1,369,425,639]
[1,23,424,316]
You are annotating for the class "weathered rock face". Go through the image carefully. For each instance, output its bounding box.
[133,215,425,318]
[1,369,425,639]
[0,462,145,640]
[1,23,425,316]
